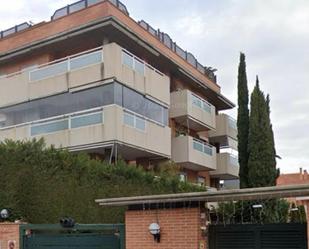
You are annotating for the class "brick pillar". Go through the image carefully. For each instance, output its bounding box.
[125,207,207,249]
[0,223,20,249]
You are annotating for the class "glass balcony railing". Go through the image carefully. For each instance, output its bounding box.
[192,138,213,156]
[0,22,32,40]
[191,93,212,113]
[121,49,164,76]
[0,44,166,84]
[229,154,239,166]
[228,116,237,130]
[123,111,146,132]
[29,48,103,82]
[29,107,149,136]
[30,108,104,136]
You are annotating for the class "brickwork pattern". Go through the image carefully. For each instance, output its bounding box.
[126,208,206,249]
[0,223,20,249]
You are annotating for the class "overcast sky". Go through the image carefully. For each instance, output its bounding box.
[1,0,308,173]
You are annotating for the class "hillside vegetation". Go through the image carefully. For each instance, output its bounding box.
[0,139,202,224]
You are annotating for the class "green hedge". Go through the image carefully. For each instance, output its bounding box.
[0,139,202,224]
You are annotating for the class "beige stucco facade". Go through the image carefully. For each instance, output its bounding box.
[210,152,239,180]
[170,89,216,131]
[209,114,237,140]
[0,0,239,186]
[171,135,216,171]
[0,43,170,109]
[0,105,171,158]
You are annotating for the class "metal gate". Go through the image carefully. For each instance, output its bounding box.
[209,223,307,249]
[20,224,125,249]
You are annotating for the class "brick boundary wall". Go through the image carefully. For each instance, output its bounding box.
[126,207,207,249]
[0,223,20,249]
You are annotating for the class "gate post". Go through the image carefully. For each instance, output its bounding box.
[125,206,207,249]
[0,223,21,249]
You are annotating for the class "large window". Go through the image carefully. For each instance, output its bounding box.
[0,83,114,128]
[0,82,168,129]
[123,87,145,114]
[123,87,168,125]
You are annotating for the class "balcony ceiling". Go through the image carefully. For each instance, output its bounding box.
[173,115,213,132]
[69,140,169,161]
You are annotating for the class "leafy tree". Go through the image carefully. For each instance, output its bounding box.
[247,77,277,187]
[0,139,202,224]
[237,53,250,188]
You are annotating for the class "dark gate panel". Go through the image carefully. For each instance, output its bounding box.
[24,233,119,249]
[209,223,307,249]
[20,224,124,249]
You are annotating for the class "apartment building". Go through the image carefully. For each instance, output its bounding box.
[0,0,239,187]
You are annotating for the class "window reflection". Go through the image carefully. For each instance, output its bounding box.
[0,81,168,128]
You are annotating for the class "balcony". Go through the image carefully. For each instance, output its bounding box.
[170,90,216,131]
[0,42,170,108]
[210,153,239,180]
[104,43,170,105]
[171,136,216,171]
[0,105,171,159]
[209,114,237,149]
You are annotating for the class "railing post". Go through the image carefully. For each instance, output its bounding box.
[67,57,71,72]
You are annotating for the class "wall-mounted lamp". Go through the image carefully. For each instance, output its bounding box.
[252,204,263,209]
[0,209,9,220]
[149,223,161,243]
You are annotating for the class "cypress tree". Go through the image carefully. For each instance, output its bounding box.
[247,77,277,187]
[266,94,280,179]
[237,53,250,188]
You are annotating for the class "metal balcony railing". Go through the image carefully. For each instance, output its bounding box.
[138,20,217,83]
[51,0,129,20]
[0,22,32,40]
